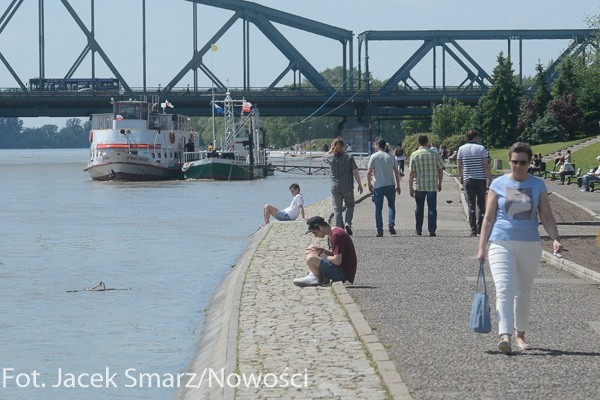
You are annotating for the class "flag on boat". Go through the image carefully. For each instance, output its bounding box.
[211,43,218,52]
[213,103,224,116]
[241,101,252,113]
[165,100,174,108]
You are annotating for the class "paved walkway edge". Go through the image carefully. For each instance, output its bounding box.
[550,191,600,220]
[541,250,600,284]
[331,282,414,400]
[175,226,270,400]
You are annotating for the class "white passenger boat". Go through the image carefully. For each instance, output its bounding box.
[85,98,198,181]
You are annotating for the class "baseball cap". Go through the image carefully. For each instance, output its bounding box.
[305,216,326,234]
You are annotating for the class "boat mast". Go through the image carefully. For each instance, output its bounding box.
[211,87,216,148]
[223,91,235,151]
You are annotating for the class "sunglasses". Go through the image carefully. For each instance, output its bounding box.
[509,159,529,166]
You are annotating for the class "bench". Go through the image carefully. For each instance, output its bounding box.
[545,163,575,182]
[530,161,545,176]
[566,167,582,186]
[543,163,558,179]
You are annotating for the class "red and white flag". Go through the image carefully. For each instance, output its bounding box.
[241,101,252,113]
[165,100,174,108]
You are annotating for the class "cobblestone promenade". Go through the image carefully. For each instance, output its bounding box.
[179,173,600,400]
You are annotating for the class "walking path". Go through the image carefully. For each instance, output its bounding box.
[178,173,600,400]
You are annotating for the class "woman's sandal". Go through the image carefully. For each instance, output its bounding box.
[514,341,532,351]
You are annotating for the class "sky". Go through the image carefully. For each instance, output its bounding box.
[0,0,597,127]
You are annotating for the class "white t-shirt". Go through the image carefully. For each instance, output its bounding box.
[283,194,304,220]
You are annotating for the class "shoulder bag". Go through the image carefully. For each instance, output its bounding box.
[469,262,491,334]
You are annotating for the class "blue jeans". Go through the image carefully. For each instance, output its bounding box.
[582,174,600,190]
[414,191,437,234]
[319,258,347,283]
[373,185,396,234]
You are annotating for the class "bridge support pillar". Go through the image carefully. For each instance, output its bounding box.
[340,118,370,153]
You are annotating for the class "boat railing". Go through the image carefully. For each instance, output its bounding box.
[183,150,208,162]
[183,149,268,165]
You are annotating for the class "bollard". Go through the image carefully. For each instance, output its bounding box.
[493,159,503,170]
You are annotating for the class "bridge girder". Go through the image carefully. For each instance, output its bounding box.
[360,29,594,95]
[0,0,595,120]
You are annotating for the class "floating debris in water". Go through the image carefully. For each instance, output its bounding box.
[67,281,129,293]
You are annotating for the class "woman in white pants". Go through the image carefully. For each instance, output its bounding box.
[477,142,562,354]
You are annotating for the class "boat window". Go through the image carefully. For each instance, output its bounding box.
[116,103,148,120]
[151,152,155,158]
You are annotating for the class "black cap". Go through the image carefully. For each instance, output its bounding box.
[305,216,326,234]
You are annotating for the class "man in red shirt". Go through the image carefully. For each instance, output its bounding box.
[293,216,357,287]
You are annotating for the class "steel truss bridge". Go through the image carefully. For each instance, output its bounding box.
[0,0,595,120]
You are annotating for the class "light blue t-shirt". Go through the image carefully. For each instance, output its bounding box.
[489,174,547,242]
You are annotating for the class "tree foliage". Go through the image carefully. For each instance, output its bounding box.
[546,94,582,138]
[431,97,475,138]
[479,52,522,148]
[0,118,89,149]
[401,117,431,137]
[523,112,566,144]
[533,63,552,114]
[552,56,579,97]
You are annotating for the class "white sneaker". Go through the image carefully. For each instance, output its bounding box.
[293,273,320,287]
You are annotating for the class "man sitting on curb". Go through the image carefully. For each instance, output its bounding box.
[293,216,357,287]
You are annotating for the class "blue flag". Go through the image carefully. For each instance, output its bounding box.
[214,104,224,116]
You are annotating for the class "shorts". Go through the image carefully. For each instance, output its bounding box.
[318,258,347,283]
[274,211,292,221]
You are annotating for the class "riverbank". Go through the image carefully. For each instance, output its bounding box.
[178,171,599,399]
[176,194,405,399]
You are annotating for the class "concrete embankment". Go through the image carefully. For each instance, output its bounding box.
[178,171,600,399]
[176,195,407,399]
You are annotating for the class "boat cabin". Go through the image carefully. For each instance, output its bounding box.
[91,101,188,131]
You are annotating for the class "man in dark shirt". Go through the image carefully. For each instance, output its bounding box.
[293,216,357,287]
[322,137,363,235]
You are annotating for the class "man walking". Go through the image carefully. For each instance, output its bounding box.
[457,129,492,237]
[322,137,363,235]
[409,134,444,236]
[367,139,402,237]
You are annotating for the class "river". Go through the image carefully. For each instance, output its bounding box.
[0,148,331,399]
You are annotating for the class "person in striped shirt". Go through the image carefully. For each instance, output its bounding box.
[457,130,493,237]
[409,134,444,236]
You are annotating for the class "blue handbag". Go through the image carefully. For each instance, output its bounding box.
[469,262,491,333]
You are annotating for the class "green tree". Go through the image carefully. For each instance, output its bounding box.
[480,52,522,148]
[0,117,23,148]
[523,112,566,144]
[552,56,579,97]
[575,13,600,134]
[533,63,552,114]
[401,117,431,136]
[57,118,88,148]
[431,97,475,138]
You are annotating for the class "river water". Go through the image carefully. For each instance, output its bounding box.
[0,148,331,399]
